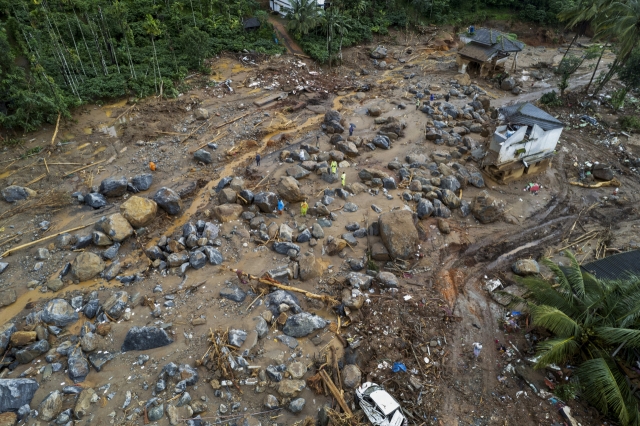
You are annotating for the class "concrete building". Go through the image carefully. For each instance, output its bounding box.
[269,0,325,16]
[483,102,564,183]
[457,28,524,76]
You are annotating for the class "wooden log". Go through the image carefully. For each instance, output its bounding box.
[63,159,107,177]
[319,370,352,415]
[228,267,339,306]
[1,222,96,257]
[50,112,61,146]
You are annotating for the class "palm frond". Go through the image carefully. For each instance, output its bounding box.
[530,305,583,337]
[534,337,581,368]
[519,276,578,317]
[577,357,638,426]
[596,327,640,349]
[564,250,586,300]
[541,257,572,297]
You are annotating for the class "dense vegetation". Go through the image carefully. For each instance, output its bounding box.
[0,0,285,131]
[506,253,640,426]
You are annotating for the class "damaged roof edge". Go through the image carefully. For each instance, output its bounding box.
[500,102,564,131]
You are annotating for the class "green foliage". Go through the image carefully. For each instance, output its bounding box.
[619,47,640,93]
[505,251,640,426]
[611,88,628,110]
[0,0,284,131]
[556,55,582,95]
[619,115,640,130]
[554,381,581,401]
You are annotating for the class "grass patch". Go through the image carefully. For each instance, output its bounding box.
[619,115,640,131]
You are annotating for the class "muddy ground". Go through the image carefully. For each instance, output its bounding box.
[1,27,639,426]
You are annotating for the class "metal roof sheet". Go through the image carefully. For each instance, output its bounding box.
[500,102,564,131]
[458,43,499,62]
[581,250,640,280]
[462,28,524,52]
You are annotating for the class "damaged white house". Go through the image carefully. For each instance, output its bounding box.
[483,102,564,183]
[269,0,325,16]
[457,28,524,76]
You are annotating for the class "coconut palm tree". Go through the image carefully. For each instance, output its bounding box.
[505,251,640,426]
[593,0,640,95]
[285,0,322,36]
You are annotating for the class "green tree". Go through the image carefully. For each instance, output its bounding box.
[556,55,582,96]
[285,0,322,36]
[506,252,640,426]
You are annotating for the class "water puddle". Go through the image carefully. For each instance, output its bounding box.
[103,99,128,118]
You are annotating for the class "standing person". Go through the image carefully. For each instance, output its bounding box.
[300,200,308,216]
[349,123,355,136]
[430,94,434,102]
[255,153,261,166]
[330,160,338,175]
[341,172,346,187]
[277,199,284,215]
[316,135,320,148]
[299,149,305,160]
[415,98,420,110]
[445,93,450,102]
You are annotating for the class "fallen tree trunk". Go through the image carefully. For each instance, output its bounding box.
[227,267,339,306]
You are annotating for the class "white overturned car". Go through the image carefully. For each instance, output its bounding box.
[355,382,408,426]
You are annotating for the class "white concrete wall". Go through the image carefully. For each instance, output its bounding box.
[271,0,324,14]
[495,124,561,165]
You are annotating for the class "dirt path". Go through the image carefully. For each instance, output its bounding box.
[268,15,305,55]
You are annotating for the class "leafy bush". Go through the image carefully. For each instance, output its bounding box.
[619,115,640,130]
[540,91,563,107]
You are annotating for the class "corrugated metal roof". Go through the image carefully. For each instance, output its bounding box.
[581,250,640,280]
[463,28,524,52]
[500,102,564,131]
[458,43,499,62]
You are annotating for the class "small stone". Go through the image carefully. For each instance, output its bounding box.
[154,187,182,215]
[99,177,128,197]
[264,395,279,409]
[121,327,173,352]
[228,329,247,347]
[342,365,361,388]
[288,398,306,413]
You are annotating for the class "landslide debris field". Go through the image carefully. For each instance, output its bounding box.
[1,32,639,426]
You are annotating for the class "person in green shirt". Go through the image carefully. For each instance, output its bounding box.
[330,161,338,174]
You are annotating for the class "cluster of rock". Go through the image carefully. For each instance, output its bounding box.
[145,220,224,276]
[0,290,178,423]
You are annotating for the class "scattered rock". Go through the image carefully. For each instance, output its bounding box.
[228,330,247,347]
[154,187,182,215]
[100,213,134,242]
[121,327,173,352]
[213,204,244,222]
[370,45,387,59]
[42,299,78,327]
[471,190,505,224]
[148,404,164,421]
[288,398,306,413]
[277,176,304,202]
[120,196,157,227]
[194,149,212,164]
[512,259,540,276]
[67,348,89,383]
[195,108,209,120]
[253,192,278,213]
[38,390,63,421]
[2,185,36,203]
[220,286,247,303]
[15,340,49,364]
[71,252,105,282]
[298,253,324,281]
[99,177,128,197]
[0,289,16,308]
[277,379,306,397]
[74,388,96,419]
[131,174,153,192]
[283,313,327,337]
[377,271,399,288]
[84,193,107,209]
[0,379,39,412]
[342,365,361,389]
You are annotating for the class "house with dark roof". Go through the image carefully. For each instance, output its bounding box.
[457,28,524,76]
[483,102,564,183]
[243,17,261,31]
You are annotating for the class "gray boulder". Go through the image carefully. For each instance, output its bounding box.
[512,259,540,276]
[84,193,107,209]
[0,379,39,412]
[121,327,173,352]
[283,313,327,337]
[131,174,153,192]
[153,187,182,215]
[254,192,278,213]
[41,299,78,327]
[99,177,128,197]
[194,149,212,164]
[2,185,35,203]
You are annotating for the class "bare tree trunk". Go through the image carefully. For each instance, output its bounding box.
[593,57,619,97]
[585,43,607,94]
[66,18,87,77]
[562,33,579,63]
[75,12,98,76]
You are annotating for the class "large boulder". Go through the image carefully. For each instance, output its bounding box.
[71,252,105,281]
[277,177,304,203]
[121,327,173,352]
[370,46,388,59]
[100,213,134,242]
[120,196,157,227]
[512,259,540,276]
[99,177,128,197]
[41,299,78,327]
[153,187,182,215]
[283,313,327,337]
[213,204,244,222]
[378,210,418,260]
[471,190,505,224]
[0,379,39,412]
[1,185,36,203]
[298,253,324,281]
[501,77,516,91]
[254,192,278,213]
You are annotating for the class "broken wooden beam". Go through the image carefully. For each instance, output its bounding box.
[253,92,288,107]
[319,369,352,415]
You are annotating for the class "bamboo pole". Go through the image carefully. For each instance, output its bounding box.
[180,118,212,144]
[189,131,228,154]
[63,159,107,177]
[319,370,352,415]
[44,158,50,174]
[51,112,61,145]
[228,267,339,306]
[1,222,96,257]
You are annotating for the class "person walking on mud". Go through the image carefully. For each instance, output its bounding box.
[349,123,356,136]
[415,98,421,110]
[445,93,450,102]
[330,160,338,175]
[255,153,261,166]
[341,172,346,187]
[300,200,308,216]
